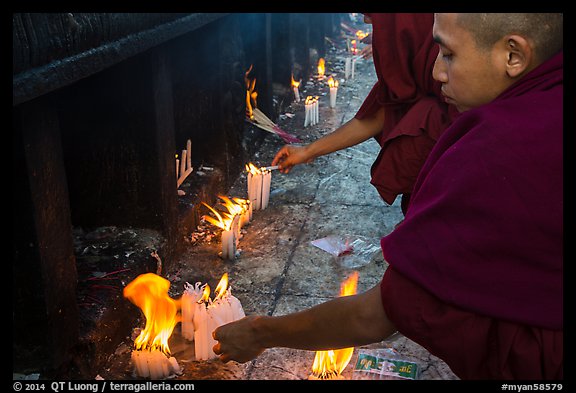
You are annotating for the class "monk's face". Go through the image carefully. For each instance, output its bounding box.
[432,13,513,112]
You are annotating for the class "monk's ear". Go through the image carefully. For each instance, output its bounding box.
[504,35,533,78]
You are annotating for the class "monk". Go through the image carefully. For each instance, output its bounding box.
[213,13,563,380]
[272,13,457,215]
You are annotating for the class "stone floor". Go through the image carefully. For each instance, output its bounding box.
[97,45,459,382]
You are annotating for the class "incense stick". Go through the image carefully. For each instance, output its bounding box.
[247,108,301,143]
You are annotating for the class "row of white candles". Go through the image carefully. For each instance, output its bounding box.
[203,196,251,260]
[246,163,272,210]
[214,164,273,260]
[304,96,320,127]
[131,349,181,380]
[181,273,245,360]
[202,163,274,261]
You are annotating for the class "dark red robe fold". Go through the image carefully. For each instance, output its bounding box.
[355,13,456,207]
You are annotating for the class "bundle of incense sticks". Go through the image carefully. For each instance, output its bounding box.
[247,108,301,144]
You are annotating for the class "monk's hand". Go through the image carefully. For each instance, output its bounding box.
[212,316,266,363]
[271,145,312,174]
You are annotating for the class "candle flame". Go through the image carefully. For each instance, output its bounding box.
[291,74,301,88]
[245,65,258,120]
[198,284,211,303]
[245,162,262,175]
[327,76,339,89]
[351,39,358,54]
[213,272,229,301]
[317,58,325,77]
[355,30,368,40]
[202,202,234,231]
[123,273,179,355]
[310,272,359,379]
[233,197,250,211]
[218,196,244,217]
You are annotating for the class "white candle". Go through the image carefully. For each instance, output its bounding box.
[193,300,209,360]
[330,87,337,108]
[175,157,180,179]
[345,57,351,80]
[293,86,300,102]
[304,100,311,127]
[247,198,253,221]
[351,57,357,79]
[181,282,203,341]
[180,150,187,178]
[227,287,246,320]
[313,97,319,125]
[187,276,246,362]
[193,300,219,360]
[221,228,237,260]
[261,170,272,209]
[248,172,263,210]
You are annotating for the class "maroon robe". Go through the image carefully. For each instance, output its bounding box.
[355,13,456,211]
[380,51,563,379]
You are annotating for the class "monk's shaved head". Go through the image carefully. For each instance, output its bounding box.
[455,13,563,62]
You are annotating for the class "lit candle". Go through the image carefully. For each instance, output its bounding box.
[193,286,210,360]
[246,163,263,210]
[308,272,358,380]
[317,58,326,79]
[351,56,358,79]
[191,274,245,361]
[124,273,182,379]
[175,155,180,179]
[201,202,238,260]
[221,215,238,260]
[291,74,301,103]
[234,197,251,227]
[314,96,319,125]
[328,76,339,109]
[261,169,272,210]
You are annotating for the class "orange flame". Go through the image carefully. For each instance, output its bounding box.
[355,30,368,40]
[202,202,234,231]
[245,65,258,120]
[327,76,339,89]
[198,284,211,303]
[213,272,229,301]
[317,58,325,77]
[123,273,179,355]
[219,196,244,217]
[245,162,262,175]
[351,39,358,54]
[233,197,250,211]
[291,74,300,88]
[311,272,359,379]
